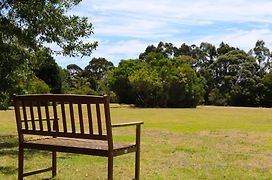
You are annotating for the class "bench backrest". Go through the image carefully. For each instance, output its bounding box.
[14,94,112,142]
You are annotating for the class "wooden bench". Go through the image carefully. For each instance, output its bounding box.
[14,94,143,180]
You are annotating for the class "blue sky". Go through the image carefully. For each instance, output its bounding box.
[54,0,272,68]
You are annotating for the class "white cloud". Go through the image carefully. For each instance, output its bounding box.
[195,28,272,51]
[92,39,153,65]
[55,39,152,68]
[80,0,272,24]
[55,0,272,67]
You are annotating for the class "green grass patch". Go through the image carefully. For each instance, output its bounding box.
[1,105,272,179]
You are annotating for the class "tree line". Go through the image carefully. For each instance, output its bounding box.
[51,40,272,108]
[105,41,272,108]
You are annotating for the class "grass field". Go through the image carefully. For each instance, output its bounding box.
[1,105,272,179]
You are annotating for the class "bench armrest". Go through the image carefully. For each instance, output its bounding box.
[111,121,144,128]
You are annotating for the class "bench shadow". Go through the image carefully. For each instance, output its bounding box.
[0,135,72,179]
[0,135,53,158]
[0,135,18,157]
[0,166,17,175]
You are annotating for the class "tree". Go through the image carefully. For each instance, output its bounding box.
[174,43,191,57]
[82,57,114,91]
[252,40,271,75]
[34,49,62,93]
[107,59,145,104]
[83,57,114,80]
[109,51,203,108]
[139,42,175,60]
[68,77,97,95]
[1,0,97,56]
[0,0,97,108]
[67,64,83,80]
[217,42,236,56]
[199,42,217,66]
[164,63,203,108]
[210,50,260,106]
[129,67,163,107]
[261,72,272,107]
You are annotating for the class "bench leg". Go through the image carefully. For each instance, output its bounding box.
[108,156,113,180]
[52,151,57,177]
[18,145,24,180]
[135,125,141,180]
[135,149,140,180]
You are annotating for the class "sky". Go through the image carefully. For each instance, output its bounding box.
[54,0,272,68]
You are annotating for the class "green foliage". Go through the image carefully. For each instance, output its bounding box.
[82,57,114,91]
[107,59,145,104]
[108,41,272,107]
[261,72,272,107]
[0,92,10,110]
[19,76,51,94]
[208,88,228,106]
[0,0,97,107]
[63,58,115,97]
[165,63,203,108]
[209,50,260,106]
[0,0,97,56]
[108,51,203,108]
[217,42,236,56]
[66,76,97,95]
[59,68,71,94]
[252,40,271,75]
[33,49,62,93]
[129,67,163,107]
[83,57,114,80]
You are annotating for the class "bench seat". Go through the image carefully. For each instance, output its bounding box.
[23,137,137,156]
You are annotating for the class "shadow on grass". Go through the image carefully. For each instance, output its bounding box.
[0,135,73,179]
[0,135,52,158]
[0,135,18,158]
[0,166,17,175]
[0,135,17,148]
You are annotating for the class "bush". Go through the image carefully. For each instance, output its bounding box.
[18,77,51,94]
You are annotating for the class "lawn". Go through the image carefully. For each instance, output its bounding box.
[1,105,272,179]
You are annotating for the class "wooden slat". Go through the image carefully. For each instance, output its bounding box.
[23,167,52,177]
[45,104,51,131]
[22,101,29,130]
[96,104,102,135]
[112,121,144,128]
[61,103,67,133]
[20,130,108,140]
[14,94,105,104]
[14,101,23,134]
[69,102,76,133]
[29,102,36,131]
[78,103,84,134]
[52,101,59,132]
[87,103,93,134]
[20,118,55,122]
[37,103,43,131]
[103,97,113,151]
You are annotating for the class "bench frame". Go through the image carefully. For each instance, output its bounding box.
[14,94,143,180]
